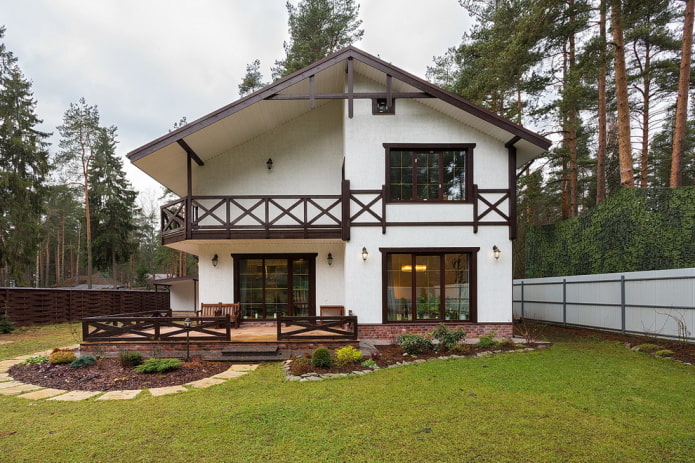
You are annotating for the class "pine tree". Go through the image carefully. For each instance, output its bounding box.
[56,98,101,288]
[272,0,364,79]
[0,26,50,285]
[88,127,138,286]
[238,59,266,96]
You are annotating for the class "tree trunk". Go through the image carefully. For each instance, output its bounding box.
[596,0,608,202]
[568,10,579,217]
[670,0,694,188]
[611,0,635,187]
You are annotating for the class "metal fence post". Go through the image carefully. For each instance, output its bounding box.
[521,281,525,319]
[621,275,626,334]
[563,279,567,327]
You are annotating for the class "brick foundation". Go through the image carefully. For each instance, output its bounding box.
[357,323,512,343]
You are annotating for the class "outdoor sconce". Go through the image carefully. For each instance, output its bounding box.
[212,254,219,267]
[493,245,501,260]
[266,158,273,170]
[361,247,369,262]
[327,252,333,266]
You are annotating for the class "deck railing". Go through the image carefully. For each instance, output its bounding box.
[277,315,358,340]
[82,313,232,342]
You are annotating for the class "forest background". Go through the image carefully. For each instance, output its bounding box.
[0,0,693,287]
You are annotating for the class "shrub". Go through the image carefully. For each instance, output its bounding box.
[654,349,674,357]
[0,313,15,333]
[49,350,77,364]
[311,347,333,368]
[71,355,97,368]
[397,333,433,355]
[135,358,183,374]
[361,359,378,369]
[119,351,143,368]
[22,355,48,365]
[634,343,662,352]
[476,334,501,349]
[429,324,466,352]
[289,357,313,376]
[448,344,471,355]
[335,345,363,367]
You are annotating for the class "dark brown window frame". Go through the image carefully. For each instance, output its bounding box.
[232,253,317,320]
[384,143,475,203]
[380,247,478,324]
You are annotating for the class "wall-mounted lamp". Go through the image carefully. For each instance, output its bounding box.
[361,247,369,262]
[212,254,219,267]
[492,245,501,260]
[327,252,333,266]
[266,158,273,170]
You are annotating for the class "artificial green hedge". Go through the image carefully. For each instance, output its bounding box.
[525,187,695,277]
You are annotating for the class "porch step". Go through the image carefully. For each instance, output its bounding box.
[221,345,279,355]
[213,345,288,362]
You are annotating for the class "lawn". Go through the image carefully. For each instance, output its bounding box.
[1,324,694,462]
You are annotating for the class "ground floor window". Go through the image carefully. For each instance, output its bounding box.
[382,249,477,323]
[233,254,315,320]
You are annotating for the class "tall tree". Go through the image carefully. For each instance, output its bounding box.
[272,0,364,78]
[238,59,266,96]
[56,98,101,288]
[670,0,695,187]
[0,26,50,285]
[88,127,138,286]
[611,0,636,187]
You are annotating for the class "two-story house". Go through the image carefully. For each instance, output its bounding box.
[128,46,550,341]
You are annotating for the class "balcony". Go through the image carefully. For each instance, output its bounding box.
[160,183,385,244]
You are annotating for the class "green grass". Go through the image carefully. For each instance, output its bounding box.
[1,325,694,462]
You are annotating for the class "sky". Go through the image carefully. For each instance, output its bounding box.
[2,0,473,204]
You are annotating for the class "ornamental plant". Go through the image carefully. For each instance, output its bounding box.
[49,349,77,364]
[119,351,143,368]
[335,345,362,367]
[70,355,97,368]
[429,323,466,352]
[311,347,333,368]
[0,312,15,333]
[135,358,183,374]
[397,333,433,355]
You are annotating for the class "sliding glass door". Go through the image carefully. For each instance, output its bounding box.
[234,254,315,320]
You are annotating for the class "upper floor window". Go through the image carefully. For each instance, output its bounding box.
[385,144,474,202]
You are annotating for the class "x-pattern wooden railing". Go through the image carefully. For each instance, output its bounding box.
[277,315,358,340]
[473,185,511,233]
[82,314,231,342]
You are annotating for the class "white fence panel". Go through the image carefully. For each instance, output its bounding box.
[514,268,695,341]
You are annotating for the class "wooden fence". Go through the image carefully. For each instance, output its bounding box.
[0,287,170,326]
[277,315,358,340]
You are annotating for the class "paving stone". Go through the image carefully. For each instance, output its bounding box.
[48,390,101,401]
[213,369,248,380]
[17,388,68,400]
[148,385,188,397]
[186,377,227,388]
[0,383,42,395]
[0,360,22,372]
[0,373,12,382]
[229,364,258,372]
[97,390,141,401]
[0,380,26,389]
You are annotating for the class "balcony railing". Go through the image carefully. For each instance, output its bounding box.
[161,181,385,243]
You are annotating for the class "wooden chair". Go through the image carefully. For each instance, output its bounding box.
[319,305,345,317]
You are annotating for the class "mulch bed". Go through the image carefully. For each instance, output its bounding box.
[8,358,230,392]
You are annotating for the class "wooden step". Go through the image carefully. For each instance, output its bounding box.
[220,345,279,355]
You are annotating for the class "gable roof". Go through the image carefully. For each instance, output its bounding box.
[128,46,550,195]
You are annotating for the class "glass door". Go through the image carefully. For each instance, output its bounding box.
[235,255,315,320]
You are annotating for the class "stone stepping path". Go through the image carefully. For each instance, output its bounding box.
[0,349,258,402]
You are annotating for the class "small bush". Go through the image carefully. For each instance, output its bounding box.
[289,357,313,376]
[430,324,466,352]
[335,345,363,366]
[119,351,143,368]
[49,350,77,364]
[634,343,662,352]
[654,349,674,357]
[22,355,48,365]
[397,333,433,355]
[476,334,501,349]
[71,355,97,368]
[448,344,471,355]
[0,313,15,333]
[135,358,183,374]
[361,359,378,369]
[311,347,333,368]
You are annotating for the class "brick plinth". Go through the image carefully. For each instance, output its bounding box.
[358,323,512,343]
